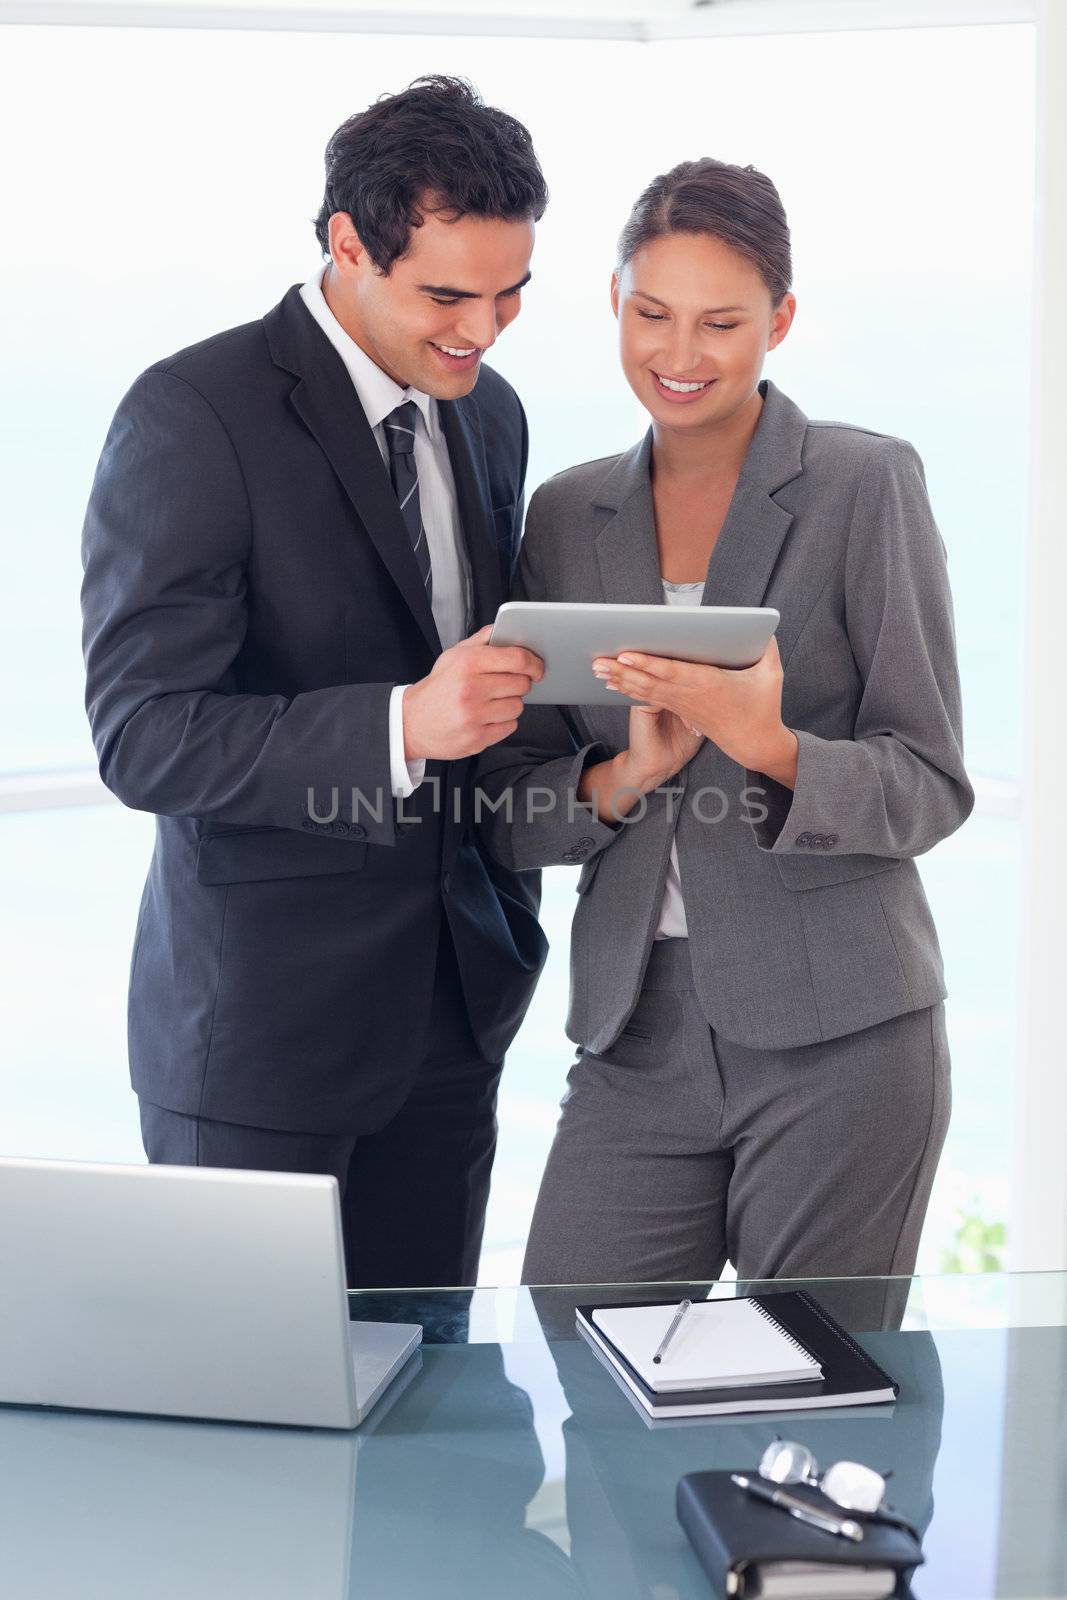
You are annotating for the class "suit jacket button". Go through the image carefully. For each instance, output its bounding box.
[350,824,366,840]
[824,833,838,848]
[574,836,596,850]
[795,832,812,847]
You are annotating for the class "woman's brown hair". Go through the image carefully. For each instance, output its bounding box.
[616,158,792,305]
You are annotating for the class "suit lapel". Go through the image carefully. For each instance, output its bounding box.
[591,378,807,615]
[698,378,807,616]
[592,431,664,605]
[439,394,504,629]
[264,285,441,658]
[698,479,796,612]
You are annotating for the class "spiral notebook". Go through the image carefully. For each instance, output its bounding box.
[591,1298,822,1393]
[576,1291,898,1419]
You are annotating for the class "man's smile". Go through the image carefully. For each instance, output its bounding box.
[429,341,481,371]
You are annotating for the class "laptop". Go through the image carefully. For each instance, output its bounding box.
[0,1156,422,1429]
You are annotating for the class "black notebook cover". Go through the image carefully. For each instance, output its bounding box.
[677,1469,924,1596]
[575,1290,898,1416]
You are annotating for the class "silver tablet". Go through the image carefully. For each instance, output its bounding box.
[489,601,780,706]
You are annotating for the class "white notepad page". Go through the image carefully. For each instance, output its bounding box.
[591,1299,823,1394]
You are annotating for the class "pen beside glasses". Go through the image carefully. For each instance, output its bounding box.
[730,1438,923,1546]
[729,1473,864,1542]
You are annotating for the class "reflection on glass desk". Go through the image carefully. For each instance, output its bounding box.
[1,1272,1065,1599]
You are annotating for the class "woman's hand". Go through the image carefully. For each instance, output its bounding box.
[592,635,799,788]
[624,704,704,791]
[576,705,703,825]
[579,704,703,825]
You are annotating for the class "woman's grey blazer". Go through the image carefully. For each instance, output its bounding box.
[476,377,975,1053]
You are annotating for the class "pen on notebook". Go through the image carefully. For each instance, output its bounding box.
[730,1474,864,1542]
[652,1298,692,1364]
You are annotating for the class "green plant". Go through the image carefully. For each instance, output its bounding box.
[939,1209,1007,1273]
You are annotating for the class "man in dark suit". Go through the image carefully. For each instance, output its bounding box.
[80,76,548,1287]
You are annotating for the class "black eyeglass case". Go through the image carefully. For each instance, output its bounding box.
[677,1469,925,1597]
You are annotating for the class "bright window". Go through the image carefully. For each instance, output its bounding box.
[0,19,1032,1280]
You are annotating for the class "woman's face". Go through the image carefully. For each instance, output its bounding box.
[611,231,795,434]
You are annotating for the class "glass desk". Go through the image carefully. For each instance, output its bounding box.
[2,1271,1065,1598]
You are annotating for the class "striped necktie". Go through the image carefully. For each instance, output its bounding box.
[383,400,433,604]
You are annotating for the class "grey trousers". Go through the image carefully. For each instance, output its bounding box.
[522,938,951,1287]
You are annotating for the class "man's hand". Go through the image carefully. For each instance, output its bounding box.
[403,625,544,761]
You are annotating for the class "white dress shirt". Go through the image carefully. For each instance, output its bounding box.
[653,578,705,939]
[299,264,472,796]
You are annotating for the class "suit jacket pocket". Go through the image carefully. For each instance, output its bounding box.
[773,850,902,892]
[196,826,368,885]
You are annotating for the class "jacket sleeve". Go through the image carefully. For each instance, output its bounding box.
[474,485,621,872]
[80,368,398,846]
[746,438,975,858]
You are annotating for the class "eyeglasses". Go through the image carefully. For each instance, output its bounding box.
[758,1439,921,1543]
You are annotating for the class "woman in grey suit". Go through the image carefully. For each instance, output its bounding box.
[477,158,975,1287]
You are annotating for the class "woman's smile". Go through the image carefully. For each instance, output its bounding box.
[651,370,718,404]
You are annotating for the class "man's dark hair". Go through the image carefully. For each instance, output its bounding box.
[313,75,548,271]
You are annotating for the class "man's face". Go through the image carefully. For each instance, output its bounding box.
[324,205,535,399]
